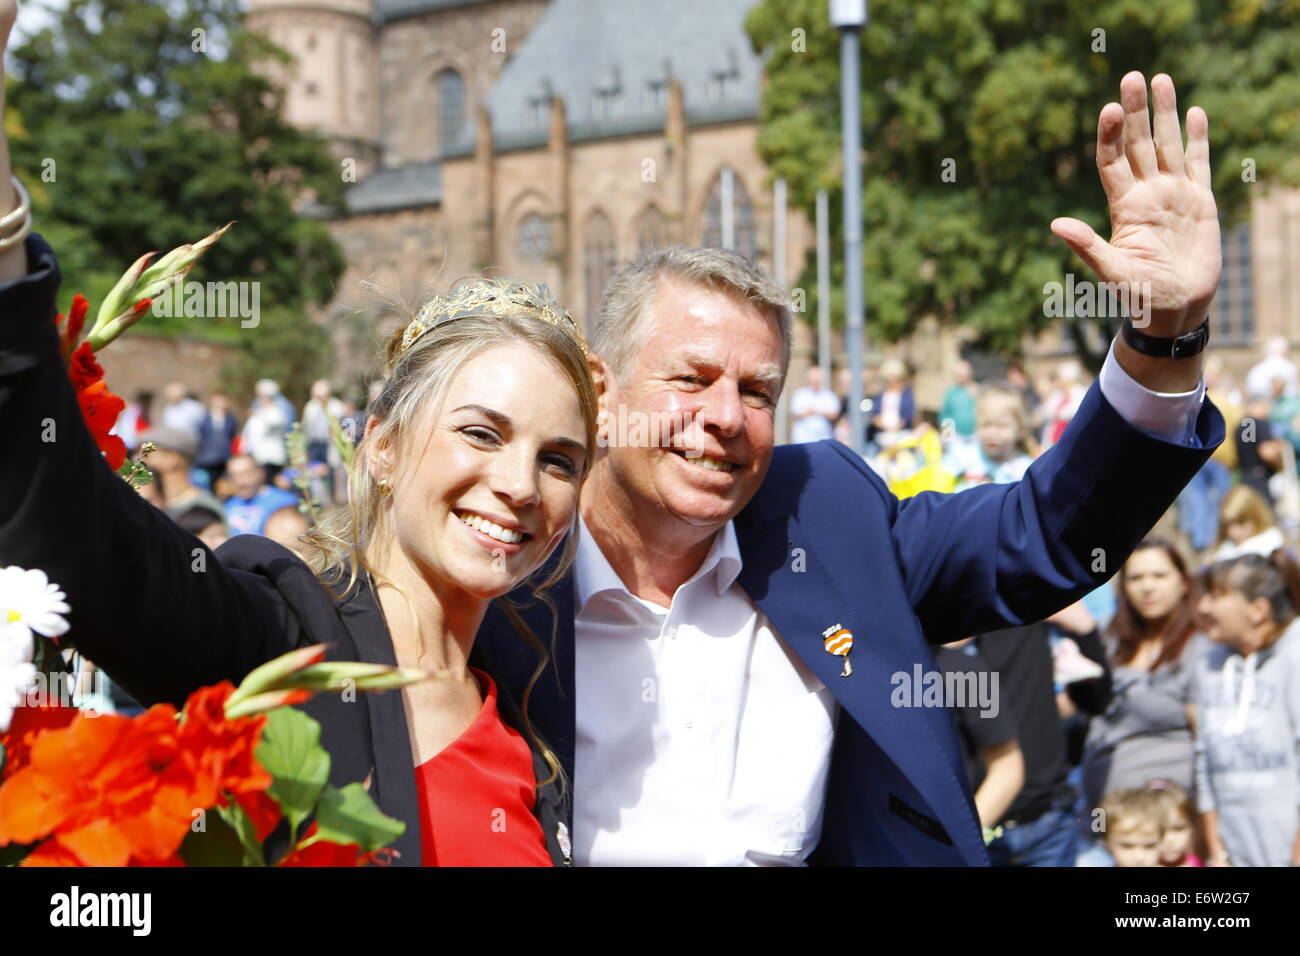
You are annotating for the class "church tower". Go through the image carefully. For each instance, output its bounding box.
[245,0,381,178]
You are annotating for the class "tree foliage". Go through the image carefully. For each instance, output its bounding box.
[747,0,1300,365]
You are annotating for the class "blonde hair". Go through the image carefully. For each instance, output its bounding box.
[977,383,1037,457]
[306,277,597,791]
[1146,781,1193,824]
[1100,787,1165,841]
[1215,484,1275,551]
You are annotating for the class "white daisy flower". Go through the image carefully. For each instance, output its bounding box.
[0,565,72,645]
[0,566,71,733]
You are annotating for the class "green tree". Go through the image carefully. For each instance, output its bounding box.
[747,0,1300,367]
[6,0,347,401]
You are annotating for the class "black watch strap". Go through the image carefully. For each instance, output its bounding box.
[1121,316,1210,360]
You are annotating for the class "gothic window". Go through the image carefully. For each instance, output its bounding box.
[517,213,551,261]
[637,207,668,255]
[437,68,466,156]
[700,167,756,261]
[583,211,618,333]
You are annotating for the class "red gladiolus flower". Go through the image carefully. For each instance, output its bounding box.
[277,822,390,867]
[0,704,80,780]
[75,379,127,470]
[68,341,105,392]
[0,682,274,867]
[179,682,271,799]
[231,788,282,843]
[54,293,90,363]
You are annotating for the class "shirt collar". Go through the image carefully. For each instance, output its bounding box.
[574,515,744,610]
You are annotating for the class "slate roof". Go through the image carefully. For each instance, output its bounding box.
[345,160,443,213]
[346,0,761,213]
[487,0,761,145]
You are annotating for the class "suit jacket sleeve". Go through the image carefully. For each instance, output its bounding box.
[833,380,1223,644]
[0,233,301,707]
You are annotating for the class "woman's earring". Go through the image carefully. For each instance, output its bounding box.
[378,477,392,495]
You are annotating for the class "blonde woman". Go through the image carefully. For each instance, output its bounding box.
[0,247,595,866]
[0,6,596,860]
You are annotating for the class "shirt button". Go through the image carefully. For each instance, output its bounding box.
[684,718,694,729]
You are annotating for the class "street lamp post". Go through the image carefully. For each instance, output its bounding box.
[830,0,867,454]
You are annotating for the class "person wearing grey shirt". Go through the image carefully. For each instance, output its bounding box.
[1082,539,1207,811]
[1194,552,1300,867]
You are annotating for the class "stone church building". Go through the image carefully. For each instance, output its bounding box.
[246,0,816,394]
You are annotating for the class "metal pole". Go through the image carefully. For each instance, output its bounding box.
[816,189,831,385]
[773,178,787,285]
[773,177,789,443]
[840,27,865,454]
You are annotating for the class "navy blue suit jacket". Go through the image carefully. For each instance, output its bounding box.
[477,382,1223,865]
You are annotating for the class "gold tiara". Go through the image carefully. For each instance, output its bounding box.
[399,278,587,357]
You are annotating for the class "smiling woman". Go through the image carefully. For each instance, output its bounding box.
[0,199,595,864]
[300,277,597,864]
[308,280,597,758]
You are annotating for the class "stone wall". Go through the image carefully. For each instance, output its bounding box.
[96,335,241,415]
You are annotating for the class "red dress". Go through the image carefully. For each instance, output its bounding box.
[413,667,553,866]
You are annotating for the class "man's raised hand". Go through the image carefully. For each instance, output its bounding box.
[1050,72,1221,342]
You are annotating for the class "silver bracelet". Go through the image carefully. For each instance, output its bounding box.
[0,175,32,252]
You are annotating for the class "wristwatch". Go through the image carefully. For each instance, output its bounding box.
[1121,316,1210,360]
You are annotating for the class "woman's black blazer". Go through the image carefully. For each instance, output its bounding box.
[0,232,570,866]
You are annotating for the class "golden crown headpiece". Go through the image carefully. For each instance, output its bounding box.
[399,277,587,357]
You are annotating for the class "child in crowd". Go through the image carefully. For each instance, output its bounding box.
[1212,485,1284,562]
[944,384,1036,492]
[1147,781,1203,867]
[1194,550,1300,866]
[1100,787,1165,867]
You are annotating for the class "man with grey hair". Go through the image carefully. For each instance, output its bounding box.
[480,72,1225,866]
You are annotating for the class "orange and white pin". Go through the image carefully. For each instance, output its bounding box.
[822,623,854,677]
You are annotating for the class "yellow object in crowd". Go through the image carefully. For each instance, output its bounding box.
[879,425,957,499]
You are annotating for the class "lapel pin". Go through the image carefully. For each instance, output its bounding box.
[822,623,854,677]
[556,821,573,864]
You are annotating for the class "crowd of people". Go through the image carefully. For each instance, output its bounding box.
[789,338,1300,868]
[110,377,367,556]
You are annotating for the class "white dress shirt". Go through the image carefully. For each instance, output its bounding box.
[573,344,1205,866]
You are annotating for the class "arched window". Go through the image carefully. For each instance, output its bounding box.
[516,213,551,261]
[437,68,466,156]
[700,167,756,261]
[636,206,668,255]
[583,211,618,332]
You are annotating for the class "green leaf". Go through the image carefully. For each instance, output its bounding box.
[180,805,251,867]
[312,783,406,853]
[256,707,330,842]
[257,706,330,839]
[214,800,266,867]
